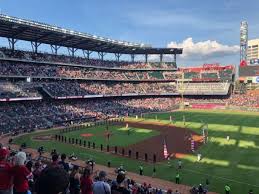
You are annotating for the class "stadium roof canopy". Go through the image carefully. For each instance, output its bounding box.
[0,14,182,55]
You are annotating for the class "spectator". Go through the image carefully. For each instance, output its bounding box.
[32,161,42,185]
[198,184,204,194]
[58,153,69,172]
[35,166,69,194]
[93,171,111,194]
[25,160,34,192]
[11,151,32,194]
[157,189,163,194]
[167,188,172,194]
[50,154,59,167]
[69,165,81,194]
[25,160,33,172]
[174,190,180,194]
[80,168,93,194]
[0,148,12,194]
[111,173,130,194]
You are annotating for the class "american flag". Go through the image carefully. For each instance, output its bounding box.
[163,139,169,159]
[191,139,195,152]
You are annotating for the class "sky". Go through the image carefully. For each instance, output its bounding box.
[0,0,258,66]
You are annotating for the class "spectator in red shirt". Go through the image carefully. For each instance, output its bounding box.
[80,168,93,194]
[11,152,32,194]
[0,148,12,194]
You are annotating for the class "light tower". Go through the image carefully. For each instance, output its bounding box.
[240,21,248,63]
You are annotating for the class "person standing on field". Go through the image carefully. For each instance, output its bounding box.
[178,160,182,169]
[152,166,156,177]
[139,165,143,176]
[175,172,180,184]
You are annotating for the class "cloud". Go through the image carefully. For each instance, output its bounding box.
[167,37,239,60]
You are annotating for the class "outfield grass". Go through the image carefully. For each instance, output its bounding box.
[61,125,159,147]
[14,109,259,194]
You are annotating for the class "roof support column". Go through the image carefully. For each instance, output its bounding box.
[173,53,176,63]
[83,50,92,60]
[7,38,18,51]
[115,53,122,62]
[131,54,135,63]
[145,54,148,63]
[160,54,163,63]
[67,47,78,57]
[50,45,60,55]
[31,41,41,53]
[98,52,106,61]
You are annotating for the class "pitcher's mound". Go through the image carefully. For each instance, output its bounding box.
[81,133,94,137]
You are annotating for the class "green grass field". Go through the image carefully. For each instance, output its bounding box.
[14,109,259,194]
[61,125,159,147]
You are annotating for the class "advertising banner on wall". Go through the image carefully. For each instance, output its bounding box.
[250,59,259,65]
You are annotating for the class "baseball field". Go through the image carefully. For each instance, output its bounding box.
[13,109,259,194]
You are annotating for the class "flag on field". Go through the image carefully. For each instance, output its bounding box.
[202,128,206,144]
[163,139,169,159]
[191,139,195,152]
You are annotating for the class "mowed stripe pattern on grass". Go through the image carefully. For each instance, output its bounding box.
[145,110,259,193]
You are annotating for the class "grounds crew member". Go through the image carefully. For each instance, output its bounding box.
[152,166,156,177]
[178,159,182,169]
[225,184,231,194]
[175,172,180,184]
[139,165,143,176]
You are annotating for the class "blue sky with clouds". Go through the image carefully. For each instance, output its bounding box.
[0,0,258,66]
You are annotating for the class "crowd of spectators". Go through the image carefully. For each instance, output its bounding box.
[0,144,191,194]
[42,81,177,97]
[227,94,259,107]
[0,60,176,81]
[0,98,179,134]
[0,81,42,99]
[0,47,175,70]
[0,79,234,100]
[1,92,259,134]
[0,48,235,83]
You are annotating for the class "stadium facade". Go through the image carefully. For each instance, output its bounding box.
[0,14,237,133]
[247,39,259,65]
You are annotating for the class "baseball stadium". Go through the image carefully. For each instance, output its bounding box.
[0,10,258,194]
